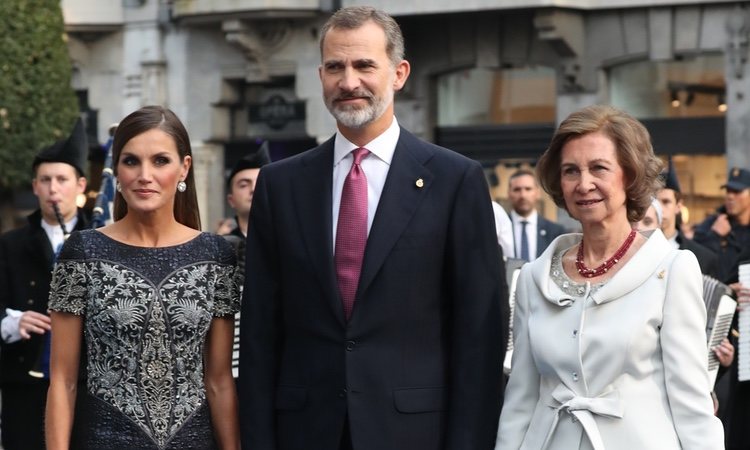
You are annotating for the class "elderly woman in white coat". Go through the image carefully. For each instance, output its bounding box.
[496,105,723,450]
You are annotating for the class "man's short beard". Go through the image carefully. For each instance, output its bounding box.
[326,88,393,129]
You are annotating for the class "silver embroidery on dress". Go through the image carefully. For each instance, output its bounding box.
[48,232,240,449]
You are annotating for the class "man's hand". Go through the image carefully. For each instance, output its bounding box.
[711,213,732,237]
[733,283,750,311]
[713,337,735,368]
[18,311,51,339]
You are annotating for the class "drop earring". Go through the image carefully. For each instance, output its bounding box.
[177,181,187,192]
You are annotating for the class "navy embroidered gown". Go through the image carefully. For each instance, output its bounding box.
[49,230,240,450]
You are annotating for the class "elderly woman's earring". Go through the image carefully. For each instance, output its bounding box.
[116,181,122,192]
[177,181,187,193]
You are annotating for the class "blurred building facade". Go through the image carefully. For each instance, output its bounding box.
[62,0,750,229]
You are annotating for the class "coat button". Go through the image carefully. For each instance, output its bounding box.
[346,340,356,351]
[27,299,34,305]
[339,388,347,398]
[572,329,578,338]
[30,280,36,286]
[572,372,579,381]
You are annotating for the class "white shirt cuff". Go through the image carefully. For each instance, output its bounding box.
[2,308,23,343]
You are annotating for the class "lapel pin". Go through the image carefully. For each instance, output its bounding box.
[657,270,666,279]
[415,178,424,188]
[540,229,547,237]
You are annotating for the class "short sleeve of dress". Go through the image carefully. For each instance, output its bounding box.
[213,235,241,317]
[48,230,89,315]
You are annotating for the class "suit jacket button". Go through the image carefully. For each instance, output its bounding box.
[339,388,347,398]
[27,299,34,305]
[30,280,36,286]
[346,340,356,351]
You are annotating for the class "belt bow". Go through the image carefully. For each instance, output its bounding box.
[541,384,624,450]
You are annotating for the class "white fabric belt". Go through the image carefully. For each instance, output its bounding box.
[541,384,624,450]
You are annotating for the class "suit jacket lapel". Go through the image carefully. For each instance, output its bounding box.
[357,129,434,298]
[292,138,343,323]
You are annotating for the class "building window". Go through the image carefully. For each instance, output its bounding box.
[437,66,556,126]
[609,54,725,118]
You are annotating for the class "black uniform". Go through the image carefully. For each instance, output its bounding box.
[693,213,750,285]
[0,208,89,450]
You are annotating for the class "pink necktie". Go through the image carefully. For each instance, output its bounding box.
[335,148,370,321]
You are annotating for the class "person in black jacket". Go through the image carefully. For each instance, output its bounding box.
[693,167,750,288]
[0,119,89,450]
[656,164,719,278]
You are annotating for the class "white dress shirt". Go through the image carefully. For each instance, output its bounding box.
[492,202,514,259]
[1,215,77,343]
[511,209,538,261]
[332,117,399,250]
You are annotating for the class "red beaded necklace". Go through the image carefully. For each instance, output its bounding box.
[576,229,637,278]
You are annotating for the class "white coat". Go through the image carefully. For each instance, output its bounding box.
[496,230,724,450]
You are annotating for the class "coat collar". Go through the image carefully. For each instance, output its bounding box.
[530,229,674,306]
[292,130,436,326]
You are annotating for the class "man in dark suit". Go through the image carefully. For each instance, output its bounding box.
[238,6,508,450]
[0,119,90,450]
[507,169,566,261]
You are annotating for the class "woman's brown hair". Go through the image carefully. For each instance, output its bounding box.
[111,105,201,230]
[536,105,663,223]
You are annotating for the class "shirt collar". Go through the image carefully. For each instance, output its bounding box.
[40,216,77,235]
[511,209,538,226]
[333,117,400,166]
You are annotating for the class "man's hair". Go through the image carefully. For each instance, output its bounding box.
[508,169,538,186]
[319,6,405,67]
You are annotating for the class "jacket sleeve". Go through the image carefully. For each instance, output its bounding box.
[444,161,508,450]
[662,250,724,449]
[238,170,281,449]
[495,266,539,449]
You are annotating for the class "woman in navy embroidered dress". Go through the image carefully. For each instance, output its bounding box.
[45,106,241,449]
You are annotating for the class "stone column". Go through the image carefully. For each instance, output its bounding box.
[725,6,750,171]
[191,142,225,231]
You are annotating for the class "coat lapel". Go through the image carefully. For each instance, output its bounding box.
[357,129,434,299]
[292,138,343,323]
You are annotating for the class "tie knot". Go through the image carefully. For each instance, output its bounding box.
[521,220,528,226]
[352,147,370,165]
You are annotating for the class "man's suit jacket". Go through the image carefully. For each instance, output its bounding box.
[239,128,508,450]
[512,215,566,259]
[0,208,89,384]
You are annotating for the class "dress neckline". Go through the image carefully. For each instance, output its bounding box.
[92,229,205,250]
[550,245,606,297]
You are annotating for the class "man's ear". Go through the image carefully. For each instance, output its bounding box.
[392,60,411,91]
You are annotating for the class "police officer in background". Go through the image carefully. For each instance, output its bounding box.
[0,119,90,450]
[693,167,750,288]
